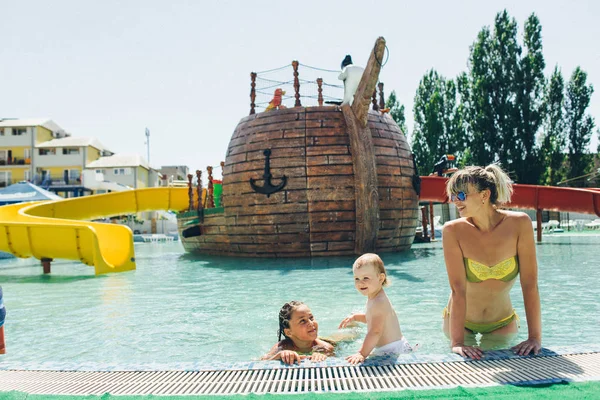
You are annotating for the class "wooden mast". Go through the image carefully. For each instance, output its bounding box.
[341,36,386,254]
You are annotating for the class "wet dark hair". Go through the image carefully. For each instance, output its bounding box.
[278,300,304,341]
[446,164,513,205]
[341,55,353,69]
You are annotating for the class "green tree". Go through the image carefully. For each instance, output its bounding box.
[461,10,521,175]
[411,69,465,174]
[490,11,521,173]
[514,13,546,183]
[564,67,595,182]
[539,67,566,185]
[456,72,475,168]
[462,26,495,166]
[385,90,407,134]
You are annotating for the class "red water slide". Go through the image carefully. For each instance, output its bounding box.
[419,176,600,217]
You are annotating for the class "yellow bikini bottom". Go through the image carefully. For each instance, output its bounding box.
[442,307,520,334]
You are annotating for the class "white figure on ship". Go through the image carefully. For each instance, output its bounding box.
[338,55,365,106]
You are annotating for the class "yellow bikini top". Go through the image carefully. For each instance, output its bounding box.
[464,256,519,283]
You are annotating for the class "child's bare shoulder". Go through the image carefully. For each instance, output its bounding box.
[315,338,335,353]
[368,294,392,313]
[277,339,296,351]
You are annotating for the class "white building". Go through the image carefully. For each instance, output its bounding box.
[85,154,160,190]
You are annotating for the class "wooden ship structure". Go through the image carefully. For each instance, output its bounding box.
[177,37,420,257]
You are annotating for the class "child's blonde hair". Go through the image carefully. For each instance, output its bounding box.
[446,164,513,205]
[353,253,389,286]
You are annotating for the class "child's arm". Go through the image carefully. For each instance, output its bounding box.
[308,339,336,363]
[261,343,305,365]
[339,313,366,328]
[346,307,386,365]
[260,343,281,360]
[271,350,305,365]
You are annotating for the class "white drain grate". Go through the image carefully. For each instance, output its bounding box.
[1,352,600,395]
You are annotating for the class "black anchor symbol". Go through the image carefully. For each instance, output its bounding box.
[250,149,287,197]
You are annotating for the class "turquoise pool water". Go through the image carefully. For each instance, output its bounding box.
[0,235,599,365]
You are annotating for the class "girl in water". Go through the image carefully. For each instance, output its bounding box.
[262,301,335,365]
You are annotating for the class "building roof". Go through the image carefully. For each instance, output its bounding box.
[0,181,62,205]
[36,137,109,151]
[86,153,150,170]
[0,118,65,133]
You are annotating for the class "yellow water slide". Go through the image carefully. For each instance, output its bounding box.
[0,188,198,275]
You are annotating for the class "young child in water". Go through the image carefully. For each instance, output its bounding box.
[339,253,413,364]
[262,301,335,365]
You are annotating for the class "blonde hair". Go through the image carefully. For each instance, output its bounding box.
[446,164,513,205]
[353,253,389,286]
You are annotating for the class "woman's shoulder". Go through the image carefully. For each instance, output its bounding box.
[444,217,467,228]
[443,217,468,234]
[500,210,532,224]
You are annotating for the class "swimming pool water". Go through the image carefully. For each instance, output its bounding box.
[0,235,599,366]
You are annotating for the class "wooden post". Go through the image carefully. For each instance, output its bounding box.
[220,161,225,207]
[351,37,386,127]
[187,174,194,211]
[371,89,379,111]
[536,209,542,242]
[421,206,429,240]
[196,170,203,211]
[378,82,385,110]
[207,166,215,208]
[339,37,386,254]
[342,103,379,254]
[250,72,257,115]
[292,60,301,107]
[41,257,52,274]
[316,78,323,106]
[429,202,435,240]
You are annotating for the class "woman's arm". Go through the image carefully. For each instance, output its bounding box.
[443,223,482,359]
[443,223,467,347]
[514,214,542,355]
[0,326,5,354]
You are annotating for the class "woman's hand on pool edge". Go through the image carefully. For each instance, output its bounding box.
[511,338,541,356]
[452,345,483,360]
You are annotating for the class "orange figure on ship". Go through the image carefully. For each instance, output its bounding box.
[264,88,286,112]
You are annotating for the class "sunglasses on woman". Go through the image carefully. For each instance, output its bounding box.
[450,191,468,202]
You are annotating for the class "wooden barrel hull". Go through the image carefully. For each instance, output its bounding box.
[178,106,418,257]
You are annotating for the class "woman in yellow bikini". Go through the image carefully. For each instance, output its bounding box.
[442,164,541,359]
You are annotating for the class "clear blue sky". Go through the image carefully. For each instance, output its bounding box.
[2,0,598,175]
